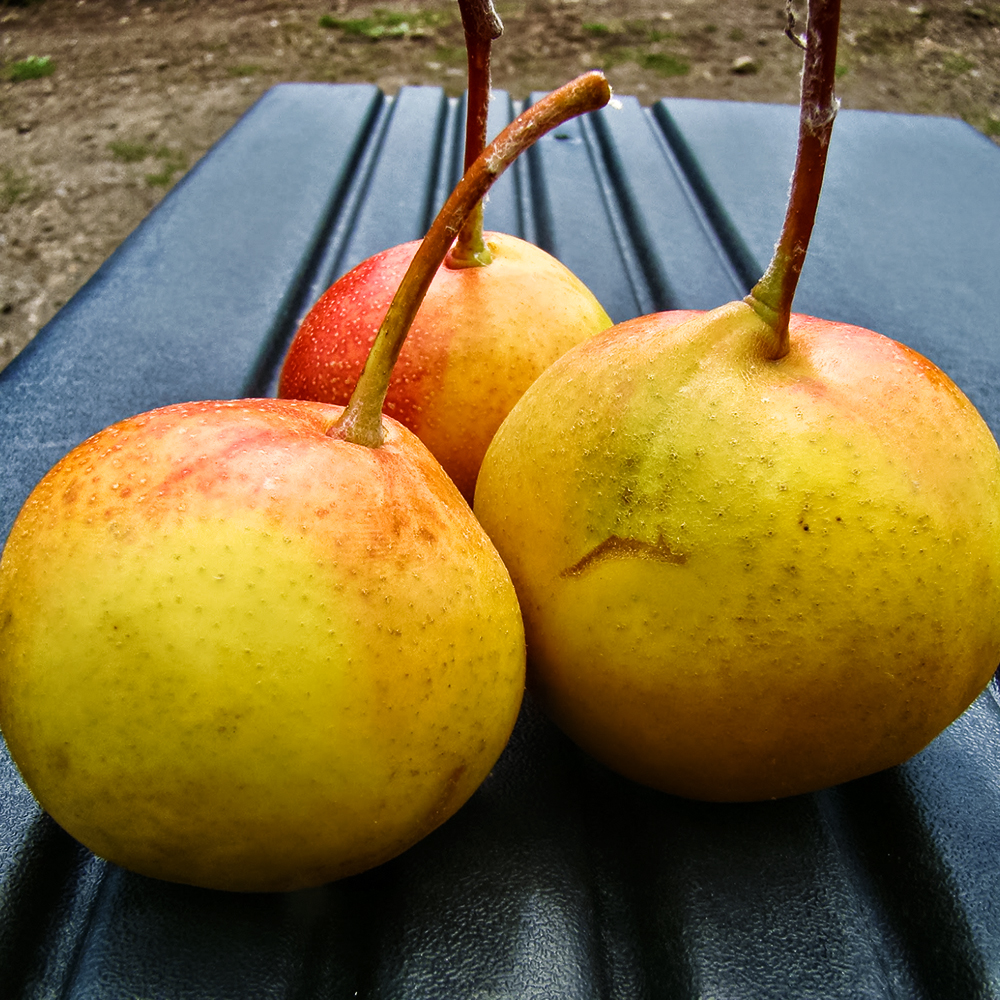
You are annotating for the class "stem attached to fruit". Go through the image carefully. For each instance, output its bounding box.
[745,0,841,360]
[447,0,504,269]
[332,71,612,449]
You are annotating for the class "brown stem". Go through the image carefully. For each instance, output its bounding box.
[745,0,841,359]
[448,0,504,269]
[332,71,613,448]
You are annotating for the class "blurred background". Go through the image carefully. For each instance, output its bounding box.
[1,0,998,371]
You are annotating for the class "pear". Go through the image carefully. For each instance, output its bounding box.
[0,397,526,891]
[279,234,611,501]
[473,0,1000,801]
[278,0,612,502]
[0,73,612,889]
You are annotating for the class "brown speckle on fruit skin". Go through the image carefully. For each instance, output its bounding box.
[421,762,468,832]
[47,745,71,775]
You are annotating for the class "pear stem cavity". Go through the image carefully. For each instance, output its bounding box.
[447,0,504,270]
[332,71,613,449]
[746,0,841,360]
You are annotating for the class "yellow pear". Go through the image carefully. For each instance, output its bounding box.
[474,3,1000,800]
[0,399,525,890]
[474,304,1000,800]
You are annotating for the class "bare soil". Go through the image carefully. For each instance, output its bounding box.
[1,0,998,371]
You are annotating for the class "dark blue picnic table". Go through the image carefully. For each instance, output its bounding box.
[2,83,1000,999]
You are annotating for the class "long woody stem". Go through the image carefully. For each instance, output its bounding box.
[745,0,841,359]
[447,0,504,268]
[332,71,612,449]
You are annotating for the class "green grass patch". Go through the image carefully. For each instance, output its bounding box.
[0,164,32,210]
[582,21,611,36]
[145,147,187,187]
[228,63,264,77]
[318,8,449,38]
[108,140,187,185]
[108,140,152,164]
[4,55,55,82]
[835,62,849,78]
[942,52,975,75]
[641,51,690,77]
[967,112,1000,138]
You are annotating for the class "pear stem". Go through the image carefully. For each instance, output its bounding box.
[332,71,613,449]
[745,0,841,360]
[447,0,504,269]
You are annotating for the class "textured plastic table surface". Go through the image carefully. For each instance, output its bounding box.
[2,83,1000,999]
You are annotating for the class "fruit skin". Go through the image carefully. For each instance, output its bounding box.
[278,232,612,501]
[0,398,525,891]
[474,302,1000,801]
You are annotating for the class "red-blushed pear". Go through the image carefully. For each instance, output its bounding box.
[278,0,612,502]
[0,72,612,891]
[473,0,1000,802]
[279,236,611,501]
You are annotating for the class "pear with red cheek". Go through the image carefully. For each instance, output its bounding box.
[474,0,1000,802]
[0,73,612,891]
[277,0,611,502]
[279,235,611,500]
